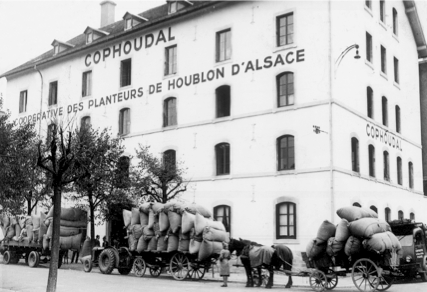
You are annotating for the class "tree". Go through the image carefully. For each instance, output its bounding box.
[72,126,131,247]
[0,113,49,215]
[132,145,188,203]
[37,123,90,292]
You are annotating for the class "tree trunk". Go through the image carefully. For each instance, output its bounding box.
[27,195,32,215]
[46,184,62,292]
[89,193,95,247]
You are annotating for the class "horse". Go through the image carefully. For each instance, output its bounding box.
[228,238,293,289]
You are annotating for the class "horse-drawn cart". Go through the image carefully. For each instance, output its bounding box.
[84,245,219,281]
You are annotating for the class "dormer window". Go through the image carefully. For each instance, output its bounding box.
[86,32,93,44]
[51,39,74,56]
[84,27,109,45]
[122,12,148,31]
[167,0,193,14]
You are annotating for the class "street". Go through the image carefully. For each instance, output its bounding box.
[1,260,427,292]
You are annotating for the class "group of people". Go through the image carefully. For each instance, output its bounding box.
[63,234,108,264]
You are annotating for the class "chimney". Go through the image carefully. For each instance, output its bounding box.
[100,1,116,27]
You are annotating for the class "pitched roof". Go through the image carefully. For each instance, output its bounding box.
[0,1,218,79]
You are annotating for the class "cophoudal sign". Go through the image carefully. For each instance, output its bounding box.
[16,48,305,125]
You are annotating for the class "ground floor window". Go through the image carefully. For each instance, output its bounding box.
[214,205,231,234]
[276,202,296,239]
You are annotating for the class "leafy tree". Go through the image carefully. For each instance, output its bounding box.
[131,145,188,203]
[72,126,131,246]
[0,113,49,215]
[37,122,90,292]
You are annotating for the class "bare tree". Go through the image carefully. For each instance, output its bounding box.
[37,123,90,292]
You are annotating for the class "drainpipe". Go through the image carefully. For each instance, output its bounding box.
[328,0,335,223]
[34,65,43,138]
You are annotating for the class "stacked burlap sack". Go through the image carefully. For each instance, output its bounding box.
[123,201,228,261]
[306,206,402,267]
[43,207,87,251]
[0,212,49,246]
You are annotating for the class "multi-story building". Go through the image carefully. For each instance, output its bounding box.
[2,0,427,250]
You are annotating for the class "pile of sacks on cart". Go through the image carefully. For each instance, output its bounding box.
[123,202,229,261]
[306,206,402,268]
[0,207,86,252]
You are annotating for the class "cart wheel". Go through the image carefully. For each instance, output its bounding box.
[375,275,393,291]
[188,262,206,280]
[133,257,146,277]
[3,251,12,264]
[83,257,93,273]
[325,269,338,290]
[309,270,327,292]
[28,251,40,268]
[351,258,379,292]
[170,253,190,280]
[149,266,162,277]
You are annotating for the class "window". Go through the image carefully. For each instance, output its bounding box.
[380,0,385,23]
[398,210,404,220]
[163,97,177,127]
[163,150,176,171]
[381,46,387,74]
[216,29,231,62]
[410,212,415,221]
[119,108,130,135]
[366,32,373,63]
[409,162,414,189]
[385,207,391,222]
[120,59,131,87]
[165,45,177,76]
[115,156,130,188]
[395,105,400,133]
[277,135,295,171]
[276,13,294,46]
[215,143,230,175]
[86,32,93,44]
[125,18,132,30]
[365,0,371,9]
[168,1,186,14]
[48,81,58,106]
[353,202,362,207]
[277,72,294,107]
[394,57,399,84]
[54,44,59,55]
[383,151,389,181]
[82,71,92,97]
[369,145,375,177]
[214,205,231,233]
[393,8,398,35]
[367,87,373,118]
[276,202,296,239]
[382,96,388,126]
[81,116,91,129]
[370,205,378,214]
[216,85,230,118]
[19,90,27,113]
[397,157,402,185]
[46,123,56,143]
[351,137,359,173]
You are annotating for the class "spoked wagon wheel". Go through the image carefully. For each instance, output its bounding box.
[309,270,327,292]
[325,269,338,290]
[133,257,147,277]
[187,262,207,280]
[351,258,380,292]
[170,253,190,280]
[149,266,162,277]
[375,274,393,291]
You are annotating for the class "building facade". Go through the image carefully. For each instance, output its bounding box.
[2,0,427,250]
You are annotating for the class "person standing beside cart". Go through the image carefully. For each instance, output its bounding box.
[219,242,231,287]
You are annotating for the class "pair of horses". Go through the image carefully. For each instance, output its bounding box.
[228,238,293,289]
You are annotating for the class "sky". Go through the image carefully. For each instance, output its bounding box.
[1,0,427,108]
